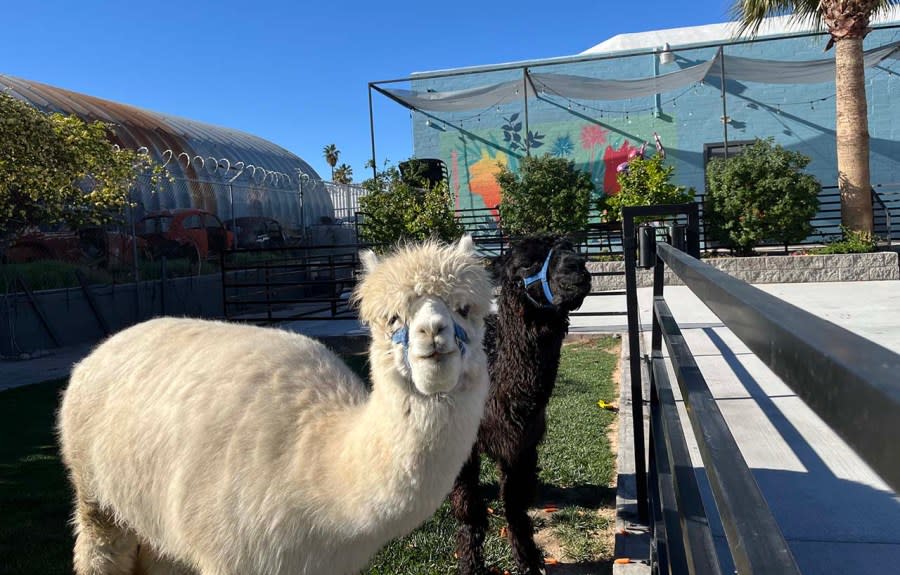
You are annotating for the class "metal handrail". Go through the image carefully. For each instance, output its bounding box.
[651,291,800,574]
[657,242,900,491]
[624,202,900,573]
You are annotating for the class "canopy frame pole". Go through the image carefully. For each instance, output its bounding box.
[523,68,530,157]
[719,47,729,160]
[653,49,662,118]
[368,83,377,180]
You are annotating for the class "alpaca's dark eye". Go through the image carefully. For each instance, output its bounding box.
[389,314,400,326]
[457,305,470,318]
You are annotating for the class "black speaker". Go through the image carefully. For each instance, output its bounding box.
[398,158,448,188]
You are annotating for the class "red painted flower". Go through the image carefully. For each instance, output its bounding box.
[580,124,608,150]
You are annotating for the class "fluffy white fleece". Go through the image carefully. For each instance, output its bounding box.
[58,236,493,575]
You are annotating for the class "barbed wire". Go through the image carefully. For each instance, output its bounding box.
[118,146,315,189]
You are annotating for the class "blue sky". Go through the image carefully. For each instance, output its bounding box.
[1,0,734,182]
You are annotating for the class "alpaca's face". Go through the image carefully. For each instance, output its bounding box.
[353,236,494,396]
[395,294,465,394]
[546,241,592,312]
[498,236,592,312]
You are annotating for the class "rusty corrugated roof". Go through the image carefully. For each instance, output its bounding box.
[0,74,332,229]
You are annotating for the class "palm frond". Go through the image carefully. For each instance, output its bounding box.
[730,0,823,37]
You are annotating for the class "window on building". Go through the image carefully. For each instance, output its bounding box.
[703,140,753,167]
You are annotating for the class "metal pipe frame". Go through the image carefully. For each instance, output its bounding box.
[657,241,900,492]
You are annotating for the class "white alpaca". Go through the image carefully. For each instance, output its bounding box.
[58,236,493,575]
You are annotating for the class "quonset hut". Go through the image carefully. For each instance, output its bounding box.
[0,74,332,232]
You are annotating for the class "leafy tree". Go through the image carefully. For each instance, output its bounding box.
[333,163,353,184]
[322,144,339,181]
[0,92,160,242]
[731,0,898,234]
[358,161,462,250]
[496,155,593,236]
[706,138,821,255]
[605,154,694,221]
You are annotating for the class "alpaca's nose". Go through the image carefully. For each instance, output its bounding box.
[417,316,448,338]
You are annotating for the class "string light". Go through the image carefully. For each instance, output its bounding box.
[408,62,898,133]
[533,79,695,119]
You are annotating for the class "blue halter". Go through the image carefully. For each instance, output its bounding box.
[390,319,470,369]
[522,249,555,308]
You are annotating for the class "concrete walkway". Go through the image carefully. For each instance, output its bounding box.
[592,281,900,574]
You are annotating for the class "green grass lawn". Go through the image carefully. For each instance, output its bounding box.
[0,378,72,575]
[365,336,620,575]
[0,336,620,574]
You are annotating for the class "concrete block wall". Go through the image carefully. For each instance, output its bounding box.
[587,251,900,290]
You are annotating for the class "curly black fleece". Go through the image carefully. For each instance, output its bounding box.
[451,235,592,575]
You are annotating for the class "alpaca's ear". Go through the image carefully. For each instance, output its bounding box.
[359,249,379,274]
[455,234,475,255]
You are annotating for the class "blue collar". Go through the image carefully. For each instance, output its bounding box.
[390,319,470,370]
[522,249,555,308]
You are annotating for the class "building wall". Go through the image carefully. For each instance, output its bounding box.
[410,26,900,221]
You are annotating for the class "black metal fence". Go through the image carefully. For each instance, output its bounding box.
[622,204,900,574]
[343,181,898,268]
[220,244,359,323]
[697,185,896,250]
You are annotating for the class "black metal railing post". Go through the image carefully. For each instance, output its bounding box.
[622,210,650,524]
[623,203,699,527]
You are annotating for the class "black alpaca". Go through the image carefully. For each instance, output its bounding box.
[451,235,592,575]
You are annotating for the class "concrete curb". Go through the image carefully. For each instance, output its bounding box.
[613,335,651,574]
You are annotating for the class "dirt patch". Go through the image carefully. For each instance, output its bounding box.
[531,506,617,574]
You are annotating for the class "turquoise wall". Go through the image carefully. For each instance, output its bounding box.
[409,26,900,226]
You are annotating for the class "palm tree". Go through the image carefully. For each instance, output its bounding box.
[732,1,897,234]
[333,163,353,184]
[323,144,340,181]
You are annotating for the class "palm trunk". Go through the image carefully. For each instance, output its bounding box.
[835,37,873,234]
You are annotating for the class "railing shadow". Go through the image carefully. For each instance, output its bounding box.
[687,327,900,573]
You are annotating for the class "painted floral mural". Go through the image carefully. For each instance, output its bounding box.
[603,140,640,195]
[467,149,509,217]
[580,124,608,180]
[551,135,574,157]
[437,112,676,224]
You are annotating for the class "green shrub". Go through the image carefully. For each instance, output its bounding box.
[705,138,821,255]
[496,155,593,236]
[605,154,694,222]
[810,227,877,254]
[358,161,463,251]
